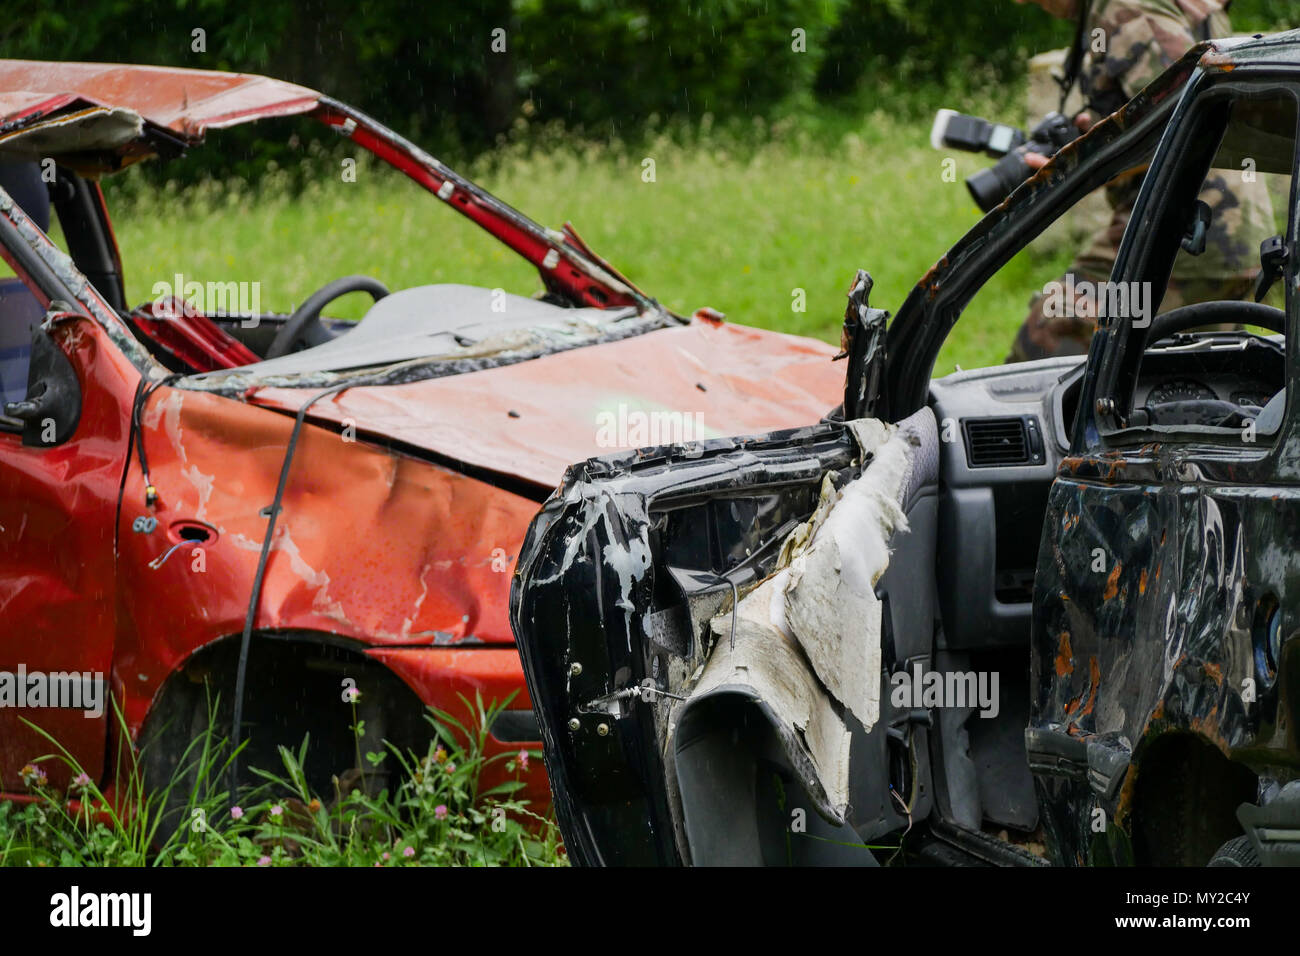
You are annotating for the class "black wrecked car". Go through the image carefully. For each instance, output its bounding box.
[511,31,1300,867]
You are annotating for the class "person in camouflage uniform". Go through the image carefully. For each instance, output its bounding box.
[1007,0,1273,362]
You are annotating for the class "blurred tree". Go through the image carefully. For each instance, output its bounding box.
[511,0,846,130]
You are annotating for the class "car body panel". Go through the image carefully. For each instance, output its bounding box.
[511,403,946,865]
[367,645,539,807]
[1032,465,1300,863]
[511,421,863,864]
[117,383,545,651]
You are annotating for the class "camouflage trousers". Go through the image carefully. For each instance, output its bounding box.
[1006,270,1258,363]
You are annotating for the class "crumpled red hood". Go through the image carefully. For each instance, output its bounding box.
[247,318,843,489]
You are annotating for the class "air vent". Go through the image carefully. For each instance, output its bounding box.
[962,416,1044,467]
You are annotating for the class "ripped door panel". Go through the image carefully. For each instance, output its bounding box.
[512,408,940,865]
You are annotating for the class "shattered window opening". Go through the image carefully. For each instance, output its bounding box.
[1096,80,1298,447]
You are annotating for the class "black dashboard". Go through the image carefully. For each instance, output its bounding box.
[928,331,1285,651]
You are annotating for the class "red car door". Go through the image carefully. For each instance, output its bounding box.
[0,277,140,792]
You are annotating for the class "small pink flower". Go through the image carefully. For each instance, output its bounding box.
[71,772,92,790]
[19,764,46,787]
[518,750,530,771]
[269,804,283,817]
[403,846,415,858]
[382,852,390,860]
[445,761,456,774]
[434,804,448,820]
[230,806,244,820]
[344,686,361,703]
[257,855,271,867]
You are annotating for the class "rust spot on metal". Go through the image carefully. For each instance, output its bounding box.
[1103,563,1121,601]
[1115,757,1141,826]
[1055,632,1074,677]
[1188,706,1231,754]
[1065,657,1101,728]
[918,256,948,289]
[1079,657,1100,718]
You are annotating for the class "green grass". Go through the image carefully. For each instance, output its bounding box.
[0,692,563,867]
[103,100,1066,376]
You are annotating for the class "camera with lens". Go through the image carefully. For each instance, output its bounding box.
[931,109,1079,213]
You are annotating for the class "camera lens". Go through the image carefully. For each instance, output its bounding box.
[966,151,1033,213]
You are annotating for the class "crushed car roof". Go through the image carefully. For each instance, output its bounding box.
[0,58,652,311]
[0,60,319,164]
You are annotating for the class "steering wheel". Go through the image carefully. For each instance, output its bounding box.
[1139,301,1285,428]
[1145,300,1285,343]
[265,275,391,359]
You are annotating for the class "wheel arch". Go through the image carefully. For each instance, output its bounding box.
[136,629,434,807]
[1121,729,1257,866]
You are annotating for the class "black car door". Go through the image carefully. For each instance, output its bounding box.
[511,282,942,866]
[1031,75,1300,866]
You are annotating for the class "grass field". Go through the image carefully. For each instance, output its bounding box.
[104,100,1075,377]
[1,695,563,867]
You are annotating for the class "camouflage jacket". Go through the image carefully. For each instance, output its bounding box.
[1080,0,1230,116]
[1077,0,1272,280]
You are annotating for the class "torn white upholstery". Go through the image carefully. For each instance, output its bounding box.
[687,578,854,822]
[683,414,923,826]
[782,418,912,732]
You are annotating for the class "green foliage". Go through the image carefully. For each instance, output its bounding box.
[9,0,1294,190]
[20,0,1294,183]
[1231,0,1300,33]
[814,0,1071,100]
[510,0,847,132]
[0,690,562,867]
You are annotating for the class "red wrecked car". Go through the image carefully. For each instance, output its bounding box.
[0,61,843,813]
